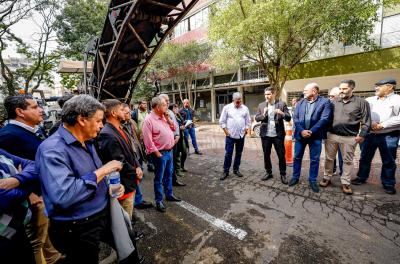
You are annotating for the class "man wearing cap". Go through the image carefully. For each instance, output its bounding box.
[352,78,400,194]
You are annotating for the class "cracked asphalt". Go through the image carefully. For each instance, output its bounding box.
[130,124,400,264]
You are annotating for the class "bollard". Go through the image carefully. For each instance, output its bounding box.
[284,122,293,166]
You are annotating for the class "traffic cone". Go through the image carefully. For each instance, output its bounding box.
[284,122,293,166]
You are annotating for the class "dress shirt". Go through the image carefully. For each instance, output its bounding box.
[142,111,176,154]
[219,103,251,139]
[35,126,108,221]
[304,100,316,129]
[168,109,180,137]
[266,102,277,137]
[331,96,371,137]
[366,92,400,134]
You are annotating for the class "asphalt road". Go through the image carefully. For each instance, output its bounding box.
[128,125,400,264]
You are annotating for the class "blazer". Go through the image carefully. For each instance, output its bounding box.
[255,100,291,139]
[96,123,140,194]
[293,96,333,140]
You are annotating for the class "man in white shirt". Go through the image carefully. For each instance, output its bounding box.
[219,92,251,180]
[352,78,400,194]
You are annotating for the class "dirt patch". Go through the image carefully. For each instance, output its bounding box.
[376,202,400,217]
[269,235,341,264]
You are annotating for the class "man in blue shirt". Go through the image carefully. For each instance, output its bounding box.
[180,99,203,155]
[289,83,333,193]
[35,95,128,263]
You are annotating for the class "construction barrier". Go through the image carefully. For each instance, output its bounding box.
[284,121,293,166]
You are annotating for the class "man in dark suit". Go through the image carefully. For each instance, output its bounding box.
[255,87,291,184]
[289,83,333,193]
[96,99,143,219]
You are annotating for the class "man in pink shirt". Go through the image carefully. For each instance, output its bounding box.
[142,97,181,212]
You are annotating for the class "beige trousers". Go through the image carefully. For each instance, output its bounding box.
[25,202,62,264]
[324,132,357,185]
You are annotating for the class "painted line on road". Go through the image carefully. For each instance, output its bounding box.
[177,200,247,240]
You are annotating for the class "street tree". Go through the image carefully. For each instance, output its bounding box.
[209,0,398,98]
[150,41,211,107]
[0,0,51,95]
[54,0,108,90]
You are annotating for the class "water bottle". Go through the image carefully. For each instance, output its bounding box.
[108,171,121,198]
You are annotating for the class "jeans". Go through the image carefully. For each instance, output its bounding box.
[152,150,174,202]
[223,136,245,173]
[261,136,286,175]
[184,127,199,151]
[134,184,143,205]
[292,138,322,182]
[357,132,399,187]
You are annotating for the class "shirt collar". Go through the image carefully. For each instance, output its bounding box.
[58,125,83,145]
[339,95,355,103]
[8,119,38,133]
[376,92,395,100]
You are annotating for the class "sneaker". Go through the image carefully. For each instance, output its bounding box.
[309,182,320,193]
[383,185,396,195]
[280,174,288,185]
[342,184,353,195]
[194,150,203,155]
[319,179,331,187]
[233,171,243,177]
[351,178,366,185]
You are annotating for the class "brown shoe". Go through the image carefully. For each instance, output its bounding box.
[342,184,353,195]
[319,179,331,187]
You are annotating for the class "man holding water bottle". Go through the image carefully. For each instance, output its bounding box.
[35,95,136,263]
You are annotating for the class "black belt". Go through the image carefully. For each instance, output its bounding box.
[50,207,108,226]
[159,149,171,153]
[372,131,400,137]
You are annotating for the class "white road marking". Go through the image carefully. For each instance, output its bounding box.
[177,200,247,240]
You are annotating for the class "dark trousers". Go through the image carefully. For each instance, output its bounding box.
[223,136,245,173]
[261,136,286,175]
[172,145,178,183]
[184,127,199,151]
[357,132,399,187]
[49,208,114,264]
[0,227,35,264]
[292,138,322,182]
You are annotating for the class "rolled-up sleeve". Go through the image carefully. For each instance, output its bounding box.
[37,148,98,210]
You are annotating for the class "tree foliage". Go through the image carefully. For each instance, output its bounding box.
[149,41,212,106]
[209,0,397,98]
[0,0,58,96]
[54,0,108,60]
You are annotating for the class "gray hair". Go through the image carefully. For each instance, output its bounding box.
[232,92,242,100]
[62,95,105,126]
[159,94,169,100]
[151,96,164,109]
[329,87,340,97]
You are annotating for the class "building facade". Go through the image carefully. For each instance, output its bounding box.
[159,1,400,122]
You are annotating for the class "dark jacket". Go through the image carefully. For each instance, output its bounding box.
[0,123,44,160]
[293,96,333,140]
[179,107,196,128]
[255,100,291,139]
[96,123,140,194]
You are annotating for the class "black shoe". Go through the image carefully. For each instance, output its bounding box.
[220,171,229,180]
[156,202,166,212]
[134,200,154,209]
[181,168,188,172]
[233,171,243,177]
[288,178,299,187]
[147,164,155,172]
[261,173,273,181]
[309,182,320,193]
[194,150,203,155]
[280,174,288,184]
[351,178,366,185]
[166,195,182,202]
[173,180,186,187]
[383,185,396,195]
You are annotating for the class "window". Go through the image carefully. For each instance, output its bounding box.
[189,8,209,30]
[174,19,189,38]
